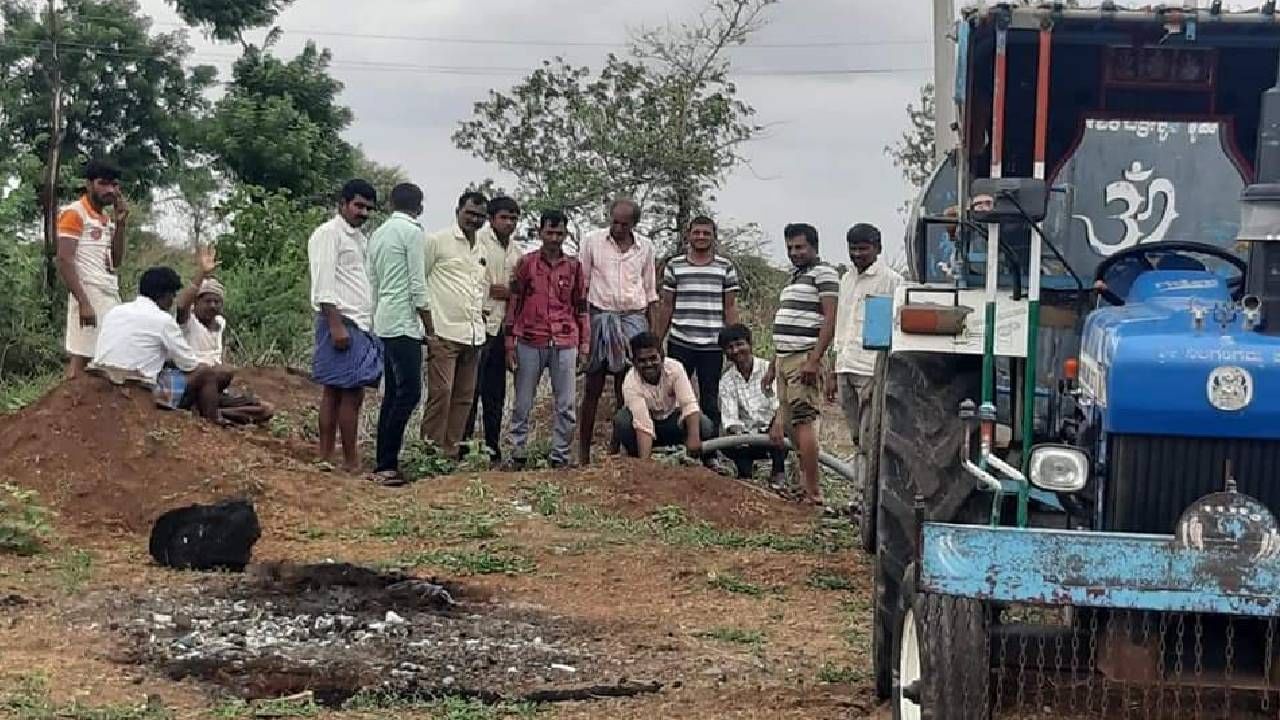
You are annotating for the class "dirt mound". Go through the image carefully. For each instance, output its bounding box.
[0,374,352,543]
[569,457,815,533]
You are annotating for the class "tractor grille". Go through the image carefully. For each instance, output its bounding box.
[1104,435,1280,534]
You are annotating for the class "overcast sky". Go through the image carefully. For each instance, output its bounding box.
[135,0,934,265]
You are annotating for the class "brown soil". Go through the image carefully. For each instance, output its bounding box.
[543,457,814,533]
[0,372,356,543]
[0,371,877,719]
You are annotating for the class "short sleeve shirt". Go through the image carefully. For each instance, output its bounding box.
[661,255,740,348]
[56,196,118,291]
[771,261,840,354]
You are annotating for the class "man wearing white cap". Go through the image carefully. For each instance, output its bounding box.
[174,246,274,425]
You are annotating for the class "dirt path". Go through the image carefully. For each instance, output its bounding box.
[0,371,879,720]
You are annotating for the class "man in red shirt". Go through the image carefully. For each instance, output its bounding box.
[504,209,590,469]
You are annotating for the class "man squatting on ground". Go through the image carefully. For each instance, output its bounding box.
[716,323,787,487]
[308,179,384,473]
[366,182,430,486]
[503,209,590,469]
[577,199,658,464]
[56,158,130,379]
[613,332,716,462]
[766,223,839,506]
[172,245,275,425]
[464,196,523,462]
[421,192,490,457]
[653,215,740,433]
[89,267,230,421]
[829,223,902,451]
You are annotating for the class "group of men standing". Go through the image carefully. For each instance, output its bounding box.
[53,158,902,510]
[307,177,902,507]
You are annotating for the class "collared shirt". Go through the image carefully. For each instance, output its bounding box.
[424,223,487,346]
[622,358,700,437]
[662,254,740,348]
[56,195,118,291]
[505,250,590,351]
[578,228,658,312]
[477,225,523,336]
[308,215,373,331]
[772,260,840,354]
[834,260,903,376]
[91,296,205,383]
[368,211,429,339]
[182,314,225,365]
[719,356,778,434]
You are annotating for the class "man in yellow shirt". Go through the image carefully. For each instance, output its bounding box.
[421,191,490,455]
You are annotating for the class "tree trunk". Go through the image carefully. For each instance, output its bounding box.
[42,0,64,309]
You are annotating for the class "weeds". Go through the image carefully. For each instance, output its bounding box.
[341,692,539,718]
[2,673,170,719]
[0,373,58,415]
[522,481,563,516]
[397,548,534,575]
[807,569,857,591]
[400,439,460,480]
[0,482,52,555]
[694,627,765,646]
[817,662,867,684]
[705,571,765,597]
[56,549,95,593]
[210,694,319,718]
[266,408,319,441]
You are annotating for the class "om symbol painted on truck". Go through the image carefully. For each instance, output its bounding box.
[1073,160,1179,257]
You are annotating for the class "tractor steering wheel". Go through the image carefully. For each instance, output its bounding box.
[1093,241,1247,306]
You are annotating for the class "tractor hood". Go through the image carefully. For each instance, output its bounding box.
[1080,270,1280,439]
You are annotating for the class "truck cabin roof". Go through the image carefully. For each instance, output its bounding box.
[959,3,1280,184]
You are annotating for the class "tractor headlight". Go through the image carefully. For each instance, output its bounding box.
[1028,445,1089,493]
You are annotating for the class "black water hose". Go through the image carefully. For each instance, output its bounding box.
[699,433,861,484]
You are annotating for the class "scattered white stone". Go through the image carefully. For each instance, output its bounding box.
[384,611,407,625]
[550,663,577,673]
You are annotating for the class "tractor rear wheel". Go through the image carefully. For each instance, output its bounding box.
[871,351,982,700]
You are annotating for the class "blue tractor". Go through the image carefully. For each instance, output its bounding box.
[865,4,1280,718]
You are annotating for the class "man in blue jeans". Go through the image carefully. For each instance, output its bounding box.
[503,209,590,469]
[366,183,430,486]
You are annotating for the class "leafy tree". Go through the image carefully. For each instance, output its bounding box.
[165,0,292,43]
[886,82,936,209]
[206,36,354,199]
[0,0,217,207]
[351,146,408,210]
[453,0,772,247]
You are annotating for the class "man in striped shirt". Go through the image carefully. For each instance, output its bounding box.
[766,223,839,507]
[654,216,739,431]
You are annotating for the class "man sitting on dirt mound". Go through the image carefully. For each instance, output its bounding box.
[612,332,715,464]
[89,266,232,423]
[173,245,275,425]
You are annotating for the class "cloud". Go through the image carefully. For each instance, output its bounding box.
[139,0,932,263]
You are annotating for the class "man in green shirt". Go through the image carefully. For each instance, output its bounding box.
[367,183,430,486]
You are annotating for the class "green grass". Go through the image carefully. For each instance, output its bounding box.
[817,661,867,684]
[2,674,170,720]
[396,548,535,576]
[0,482,52,556]
[367,507,504,542]
[807,568,857,591]
[55,549,95,593]
[522,481,563,517]
[0,373,59,416]
[211,694,322,718]
[694,626,766,646]
[706,571,766,597]
[341,693,539,718]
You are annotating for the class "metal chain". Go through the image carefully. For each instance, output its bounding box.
[1054,615,1067,712]
[1070,610,1083,714]
[1016,617,1030,712]
[1155,612,1169,718]
[1263,618,1275,713]
[995,605,1010,713]
[1086,610,1099,715]
[1194,614,1204,720]
[1224,618,1235,718]
[1099,612,1114,720]
[1140,612,1153,720]
[1174,613,1186,716]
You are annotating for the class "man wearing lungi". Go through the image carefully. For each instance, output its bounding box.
[308,179,383,473]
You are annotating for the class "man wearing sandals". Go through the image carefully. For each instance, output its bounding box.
[366,183,430,486]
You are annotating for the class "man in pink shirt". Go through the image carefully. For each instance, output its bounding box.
[613,332,714,460]
[577,198,659,464]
